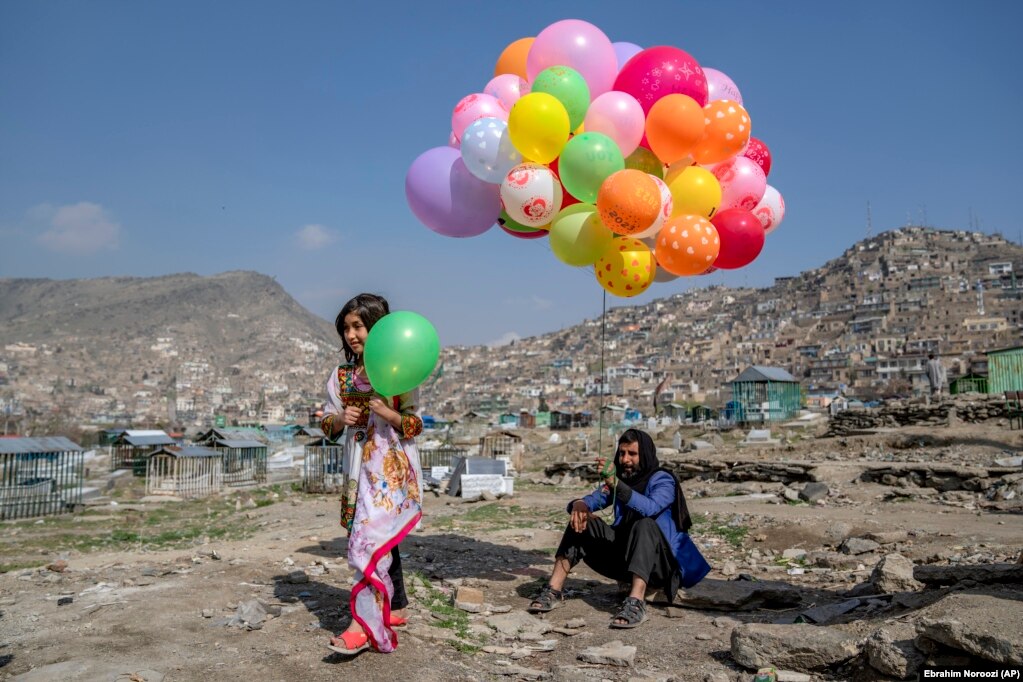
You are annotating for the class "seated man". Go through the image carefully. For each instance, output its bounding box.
[528,428,710,628]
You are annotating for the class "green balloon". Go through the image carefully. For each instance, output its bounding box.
[624,146,664,178]
[530,66,590,131]
[499,209,543,234]
[557,132,625,204]
[363,311,440,397]
[549,203,614,267]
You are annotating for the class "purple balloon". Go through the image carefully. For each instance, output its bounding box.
[405,147,499,238]
[613,42,642,71]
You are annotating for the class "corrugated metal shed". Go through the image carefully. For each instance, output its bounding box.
[116,434,176,447]
[731,365,799,383]
[150,446,222,458]
[215,439,267,449]
[0,437,84,454]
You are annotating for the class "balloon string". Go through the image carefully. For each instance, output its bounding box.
[598,288,606,461]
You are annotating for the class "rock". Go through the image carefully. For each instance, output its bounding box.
[916,593,1023,665]
[285,570,309,584]
[913,562,1023,586]
[864,624,924,679]
[863,530,910,545]
[563,618,586,629]
[46,560,68,573]
[231,600,269,629]
[730,623,862,671]
[721,560,737,577]
[676,579,802,611]
[11,662,164,682]
[201,608,215,618]
[485,611,550,639]
[782,488,800,502]
[490,664,550,679]
[695,633,713,641]
[481,490,498,502]
[823,522,853,546]
[781,548,807,561]
[454,585,485,612]
[840,537,880,555]
[577,640,636,667]
[799,482,829,503]
[870,553,923,593]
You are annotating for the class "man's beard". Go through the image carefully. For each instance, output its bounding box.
[620,465,638,480]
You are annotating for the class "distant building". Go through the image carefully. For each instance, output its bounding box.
[728,366,802,425]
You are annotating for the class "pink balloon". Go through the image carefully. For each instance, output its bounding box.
[451,93,507,140]
[583,91,645,157]
[526,19,618,97]
[484,74,529,110]
[753,185,785,235]
[743,137,772,176]
[613,46,707,114]
[711,157,767,211]
[703,67,743,106]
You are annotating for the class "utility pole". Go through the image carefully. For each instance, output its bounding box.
[866,201,873,239]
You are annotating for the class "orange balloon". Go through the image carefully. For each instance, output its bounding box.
[596,169,662,236]
[691,100,752,165]
[645,94,706,165]
[494,37,534,79]
[654,215,721,276]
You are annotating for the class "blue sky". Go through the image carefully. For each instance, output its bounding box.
[2,1,1022,347]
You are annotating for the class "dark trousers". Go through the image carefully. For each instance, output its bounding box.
[388,545,408,610]
[555,516,677,594]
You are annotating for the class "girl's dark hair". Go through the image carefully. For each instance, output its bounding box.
[335,293,390,362]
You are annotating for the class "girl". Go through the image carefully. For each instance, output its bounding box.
[320,293,424,656]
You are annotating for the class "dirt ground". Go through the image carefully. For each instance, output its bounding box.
[1,422,1020,682]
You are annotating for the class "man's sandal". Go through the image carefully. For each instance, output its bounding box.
[609,596,648,629]
[327,630,369,656]
[527,584,564,613]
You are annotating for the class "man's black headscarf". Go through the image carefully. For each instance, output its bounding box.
[615,428,693,533]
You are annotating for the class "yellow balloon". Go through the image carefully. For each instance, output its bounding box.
[593,237,656,298]
[508,92,570,164]
[668,166,722,220]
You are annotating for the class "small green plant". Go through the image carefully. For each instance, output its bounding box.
[413,572,484,654]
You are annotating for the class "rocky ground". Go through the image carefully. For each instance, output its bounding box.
[1,416,1021,682]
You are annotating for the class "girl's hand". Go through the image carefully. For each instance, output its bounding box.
[367,397,392,417]
[340,406,363,426]
[368,396,403,430]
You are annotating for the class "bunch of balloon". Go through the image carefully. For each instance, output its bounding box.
[404,19,786,297]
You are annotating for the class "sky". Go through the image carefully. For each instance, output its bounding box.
[2,1,1022,348]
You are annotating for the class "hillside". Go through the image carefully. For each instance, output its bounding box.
[0,271,338,428]
[1,227,1021,430]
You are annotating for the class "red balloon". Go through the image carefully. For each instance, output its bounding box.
[743,138,772,177]
[613,46,708,114]
[711,208,764,269]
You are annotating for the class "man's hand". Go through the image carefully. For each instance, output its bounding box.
[569,499,591,533]
[595,457,616,487]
